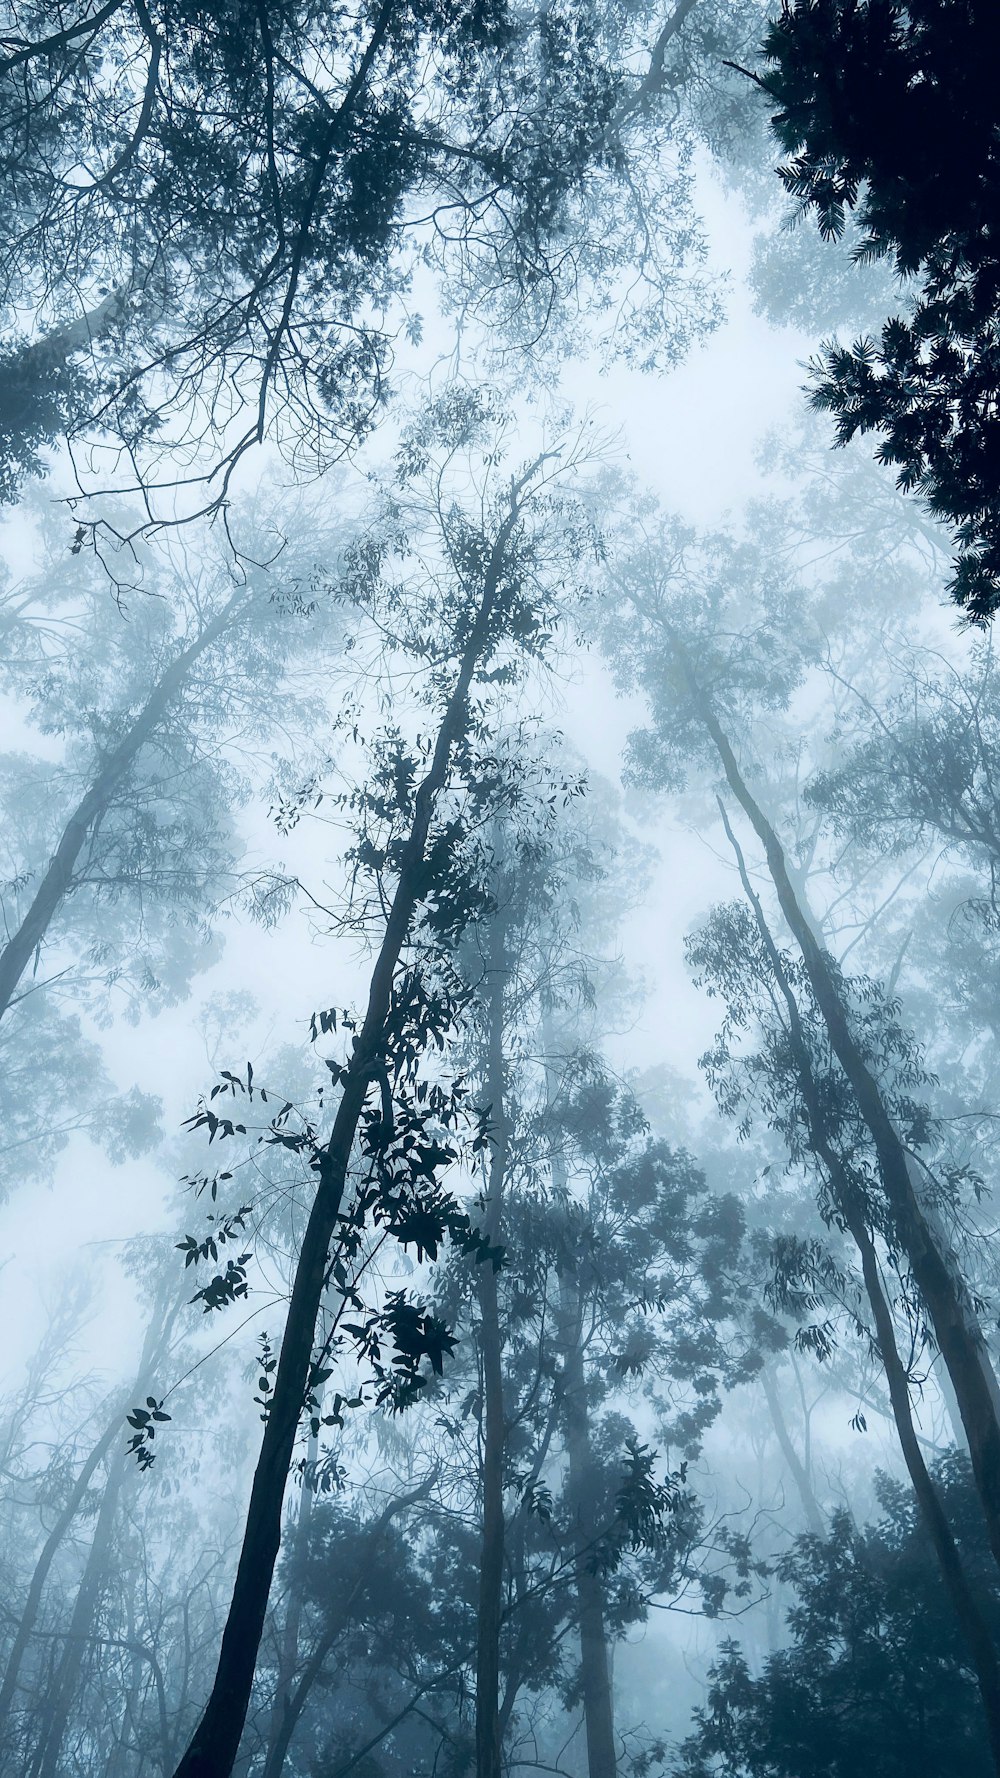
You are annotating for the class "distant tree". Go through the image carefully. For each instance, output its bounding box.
[754,0,1000,621]
[252,1476,443,1778]
[0,496,338,1030]
[748,207,901,336]
[799,628,1000,1139]
[427,802,761,1778]
[0,492,351,1191]
[806,642,1000,897]
[0,994,160,1184]
[679,1454,1000,1778]
[0,1246,219,1778]
[687,880,1000,1771]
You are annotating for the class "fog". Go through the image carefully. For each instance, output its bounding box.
[1,5,998,1777]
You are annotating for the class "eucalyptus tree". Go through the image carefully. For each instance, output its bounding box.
[0,996,160,1184]
[412,785,762,1778]
[601,496,1000,1568]
[0,492,347,1194]
[149,390,612,1778]
[249,1473,458,1778]
[687,878,1000,1769]
[0,493,342,1029]
[29,1418,154,1778]
[0,1280,108,1751]
[807,644,1000,918]
[535,1073,760,1768]
[599,492,1000,1758]
[0,0,755,540]
[0,1229,257,1778]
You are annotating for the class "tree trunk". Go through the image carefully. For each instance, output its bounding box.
[171,472,540,1778]
[0,592,243,1023]
[690,661,1000,1570]
[0,1282,176,1772]
[32,1446,128,1778]
[475,921,508,1778]
[0,1417,119,1758]
[544,1031,617,1778]
[758,1365,825,1536]
[259,1629,337,1778]
[561,1314,617,1778]
[260,1424,318,1776]
[719,800,1000,1774]
[845,1202,1000,1778]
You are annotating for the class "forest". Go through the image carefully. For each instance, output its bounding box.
[2,1,1000,1774]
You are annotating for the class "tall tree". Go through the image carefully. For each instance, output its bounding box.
[687,860,1000,1769]
[428,791,759,1777]
[166,393,601,1778]
[601,498,1000,1579]
[0,496,350,1198]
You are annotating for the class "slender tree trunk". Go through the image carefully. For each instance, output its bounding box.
[104,1595,143,1778]
[936,1358,971,1453]
[0,1284,176,1770]
[543,1030,617,1778]
[561,1308,617,1778]
[0,592,242,1022]
[689,660,1000,1569]
[172,473,540,1778]
[32,1445,128,1778]
[758,1365,825,1536]
[720,803,1000,1774]
[325,1664,465,1778]
[845,1202,1000,1778]
[259,1630,337,1778]
[0,1417,119,1754]
[476,1262,505,1778]
[260,1424,318,1776]
[476,924,508,1778]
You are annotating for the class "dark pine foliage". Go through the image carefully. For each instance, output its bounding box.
[759,1,1000,622]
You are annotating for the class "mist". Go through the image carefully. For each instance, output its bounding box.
[1,4,998,1777]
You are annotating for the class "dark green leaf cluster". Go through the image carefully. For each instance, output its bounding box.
[125,1395,171,1470]
[760,1,1000,619]
[678,1454,999,1777]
